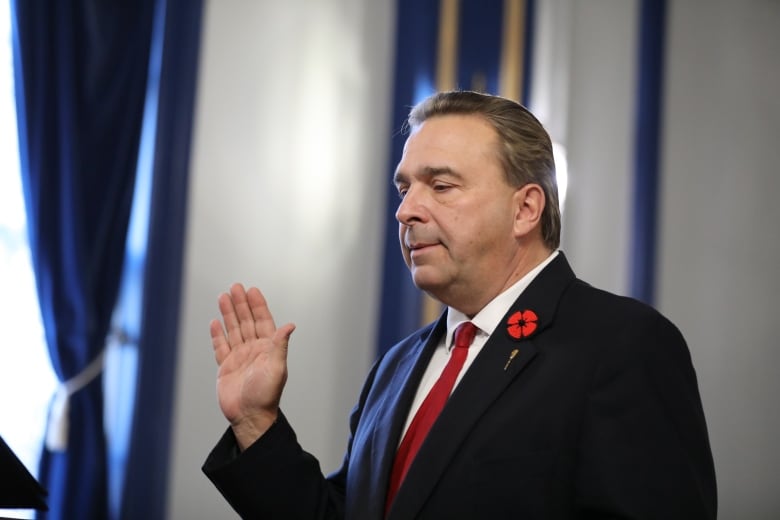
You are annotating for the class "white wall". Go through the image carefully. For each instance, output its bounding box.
[659,0,780,516]
[167,1,396,518]
[531,0,640,295]
[558,0,638,294]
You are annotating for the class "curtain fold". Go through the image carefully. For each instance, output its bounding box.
[119,0,204,517]
[11,1,156,518]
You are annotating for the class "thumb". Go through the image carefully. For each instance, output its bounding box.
[272,322,296,360]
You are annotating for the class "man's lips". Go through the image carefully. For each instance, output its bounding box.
[407,242,440,257]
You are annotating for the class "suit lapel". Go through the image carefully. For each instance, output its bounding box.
[387,253,577,519]
[362,315,447,516]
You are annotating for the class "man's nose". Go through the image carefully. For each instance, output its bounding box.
[395,186,426,225]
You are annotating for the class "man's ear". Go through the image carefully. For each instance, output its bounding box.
[512,183,545,239]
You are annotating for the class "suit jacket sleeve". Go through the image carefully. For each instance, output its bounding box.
[202,356,383,520]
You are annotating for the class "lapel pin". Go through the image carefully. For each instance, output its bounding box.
[506,309,538,339]
[504,348,519,371]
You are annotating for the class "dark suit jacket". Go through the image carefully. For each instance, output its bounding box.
[203,254,717,519]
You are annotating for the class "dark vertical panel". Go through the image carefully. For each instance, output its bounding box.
[457,0,503,93]
[630,0,667,305]
[377,0,440,356]
[521,0,536,106]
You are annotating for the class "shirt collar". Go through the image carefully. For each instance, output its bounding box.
[445,250,559,350]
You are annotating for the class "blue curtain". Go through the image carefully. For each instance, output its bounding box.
[11,1,156,518]
[119,0,204,518]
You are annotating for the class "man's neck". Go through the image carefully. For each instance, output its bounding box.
[451,243,554,318]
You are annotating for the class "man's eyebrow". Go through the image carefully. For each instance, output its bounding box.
[393,166,461,185]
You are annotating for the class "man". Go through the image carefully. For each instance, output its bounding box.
[203,91,717,518]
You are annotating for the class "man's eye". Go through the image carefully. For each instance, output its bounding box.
[397,188,407,199]
[433,183,451,192]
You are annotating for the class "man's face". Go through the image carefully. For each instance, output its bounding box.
[394,114,523,313]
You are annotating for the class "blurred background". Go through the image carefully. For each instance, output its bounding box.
[0,0,778,518]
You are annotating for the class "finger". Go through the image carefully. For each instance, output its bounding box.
[210,319,230,365]
[271,322,296,363]
[246,287,277,338]
[230,282,259,342]
[218,290,244,347]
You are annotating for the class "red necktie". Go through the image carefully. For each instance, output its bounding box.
[385,321,478,514]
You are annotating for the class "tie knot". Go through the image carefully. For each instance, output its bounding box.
[453,321,477,350]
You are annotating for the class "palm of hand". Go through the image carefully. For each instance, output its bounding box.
[216,334,288,425]
[210,284,296,436]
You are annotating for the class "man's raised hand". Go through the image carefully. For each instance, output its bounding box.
[210,283,296,450]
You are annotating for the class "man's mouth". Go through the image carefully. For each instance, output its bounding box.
[408,242,439,257]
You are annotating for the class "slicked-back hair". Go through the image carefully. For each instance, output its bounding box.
[407,90,561,250]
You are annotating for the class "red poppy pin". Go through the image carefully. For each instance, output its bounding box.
[506,309,538,339]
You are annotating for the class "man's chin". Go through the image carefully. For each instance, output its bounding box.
[410,269,447,294]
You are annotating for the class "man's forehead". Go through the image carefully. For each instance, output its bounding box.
[404,115,498,152]
[394,117,499,181]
